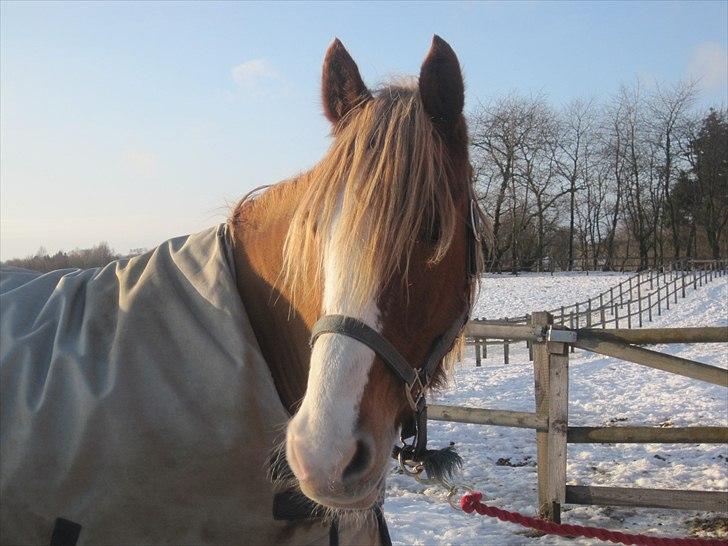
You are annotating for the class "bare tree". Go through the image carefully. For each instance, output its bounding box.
[648,80,698,259]
[471,93,551,270]
[614,83,665,269]
[575,131,612,269]
[518,111,575,270]
[599,95,630,269]
[555,99,596,270]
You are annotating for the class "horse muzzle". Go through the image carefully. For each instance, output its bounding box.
[286,426,383,508]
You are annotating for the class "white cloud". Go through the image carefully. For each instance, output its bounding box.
[231,59,280,89]
[686,42,728,90]
[122,149,158,177]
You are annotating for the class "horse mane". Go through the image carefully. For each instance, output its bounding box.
[281,81,461,313]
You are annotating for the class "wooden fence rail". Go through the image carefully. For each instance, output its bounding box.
[565,486,726,513]
[429,316,728,522]
[428,404,546,431]
[574,332,728,386]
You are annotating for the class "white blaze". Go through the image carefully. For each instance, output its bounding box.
[287,196,380,478]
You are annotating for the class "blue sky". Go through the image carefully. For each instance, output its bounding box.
[1,1,727,259]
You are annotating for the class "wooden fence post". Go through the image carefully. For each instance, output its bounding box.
[675,272,680,303]
[648,292,653,322]
[693,267,697,290]
[587,300,592,327]
[609,287,614,310]
[531,311,569,523]
[531,312,551,521]
[475,339,481,367]
[627,301,632,329]
[666,280,671,310]
[637,281,643,327]
[629,276,633,302]
[657,285,662,316]
[547,335,569,524]
[569,312,575,353]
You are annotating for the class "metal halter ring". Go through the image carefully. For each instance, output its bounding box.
[398,446,476,511]
[397,449,424,477]
[404,373,425,411]
[447,483,475,511]
[470,198,482,243]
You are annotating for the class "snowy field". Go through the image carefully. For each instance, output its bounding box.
[471,271,631,320]
[385,273,728,545]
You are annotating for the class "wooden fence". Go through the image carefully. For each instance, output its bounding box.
[430,315,728,521]
[468,259,727,366]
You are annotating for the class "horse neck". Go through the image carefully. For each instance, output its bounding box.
[229,178,320,414]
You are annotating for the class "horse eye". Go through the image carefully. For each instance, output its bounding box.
[429,227,440,245]
[420,218,440,245]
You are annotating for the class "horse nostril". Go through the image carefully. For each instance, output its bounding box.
[341,439,372,483]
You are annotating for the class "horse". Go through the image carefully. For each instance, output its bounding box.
[0,36,482,546]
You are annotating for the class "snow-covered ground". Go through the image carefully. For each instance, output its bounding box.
[472,272,631,320]
[384,273,728,545]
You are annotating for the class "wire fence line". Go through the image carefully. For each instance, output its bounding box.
[465,259,728,366]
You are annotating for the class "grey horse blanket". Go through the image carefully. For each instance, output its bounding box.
[0,225,379,545]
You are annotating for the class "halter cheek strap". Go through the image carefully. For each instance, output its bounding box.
[310,316,425,411]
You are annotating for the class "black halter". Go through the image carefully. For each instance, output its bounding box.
[308,196,483,466]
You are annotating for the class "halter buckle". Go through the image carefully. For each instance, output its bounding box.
[405,372,426,411]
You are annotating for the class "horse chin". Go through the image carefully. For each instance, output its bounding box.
[301,483,381,511]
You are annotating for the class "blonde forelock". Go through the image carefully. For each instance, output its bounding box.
[281,84,459,312]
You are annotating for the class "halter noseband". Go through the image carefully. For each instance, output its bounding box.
[308,196,483,465]
[309,309,469,463]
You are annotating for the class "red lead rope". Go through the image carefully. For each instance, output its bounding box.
[459,492,728,546]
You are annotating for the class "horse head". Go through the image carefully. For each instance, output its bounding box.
[231,35,481,512]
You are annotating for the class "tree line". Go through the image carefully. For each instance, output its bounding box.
[470,81,727,272]
[2,243,142,273]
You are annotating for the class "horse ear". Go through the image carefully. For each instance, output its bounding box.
[419,35,464,123]
[322,38,371,124]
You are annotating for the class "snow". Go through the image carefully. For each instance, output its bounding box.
[384,272,728,544]
[472,271,632,320]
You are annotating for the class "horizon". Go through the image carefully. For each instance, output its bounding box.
[2,1,727,260]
